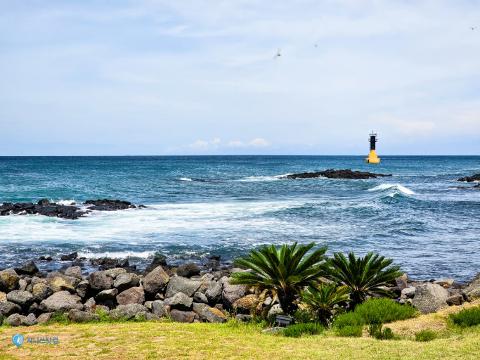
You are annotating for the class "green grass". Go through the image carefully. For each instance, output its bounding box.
[335,325,363,337]
[283,323,323,337]
[449,306,480,328]
[415,329,438,342]
[1,320,480,359]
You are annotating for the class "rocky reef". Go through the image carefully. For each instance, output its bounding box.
[0,199,144,220]
[286,169,392,180]
[457,173,480,182]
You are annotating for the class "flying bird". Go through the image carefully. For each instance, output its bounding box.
[274,48,281,59]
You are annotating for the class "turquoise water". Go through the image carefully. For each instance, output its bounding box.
[0,156,479,281]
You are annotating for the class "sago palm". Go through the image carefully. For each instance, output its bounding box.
[301,283,350,326]
[326,252,402,308]
[231,242,328,315]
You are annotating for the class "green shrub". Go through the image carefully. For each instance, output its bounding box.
[293,309,314,324]
[283,323,323,337]
[301,284,350,326]
[449,306,480,327]
[47,312,70,325]
[368,323,395,340]
[354,298,418,324]
[415,329,437,342]
[335,325,363,337]
[333,311,364,328]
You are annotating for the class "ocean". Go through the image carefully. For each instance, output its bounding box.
[0,156,479,281]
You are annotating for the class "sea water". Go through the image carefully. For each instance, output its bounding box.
[0,156,479,281]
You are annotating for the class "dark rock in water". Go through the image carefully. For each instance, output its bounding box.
[286,169,392,180]
[84,199,136,211]
[176,263,201,278]
[145,252,168,273]
[457,173,480,182]
[37,198,50,206]
[60,252,78,261]
[90,257,130,270]
[39,256,53,262]
[15,261,39,275]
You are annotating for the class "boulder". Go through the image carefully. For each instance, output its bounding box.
[75,280,89,298]
[463,273,480,300]
[143,266,170,295]
[446,294,464,306]
[114,273,140,291]
[40,291,83,312]
[400,287,416,299]
[164,292,193,310]
[47,273,78,293]
[95,288,118,303]
[32,283,53,302]
[84,199,136,211]
[165,276,201,298]
[457,174,480,182]
[145,252,167,273]
[268,304,283,317]
[109,304,147,320]
[0,269,19,292]
[6,290,34,307]
[116,287,145,305]
[221,277,247,308]
[0,291,7,302]
[233,294,259,314]
[236,314,253,322]
[5,313,26,326]
[64,266,82,279]
[88,271,113,291]
[151,300,167,317]
[434,279,455,288]
[84,297,96,311]
[15,261,39,275]
[169,309,196,323]
[60,252,78,261]
[18,279,28,291]
[90,258,130,270]
[395,274,408,290]
[205,281,222,304]
[37,312,53,324]
[192,303,227,323]
[104,268,127,279]
[176,263,201,278]
[0,301,22,316]
[23,313,37,326]
[193,292,208,304]
[412,283,449,314]
[68,309,99,323]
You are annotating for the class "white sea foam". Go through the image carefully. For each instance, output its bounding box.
[78,250,155,259]
[237,174,291,182]
[179,177,193,182]
[56,199,76,206]
[368,183,415,195]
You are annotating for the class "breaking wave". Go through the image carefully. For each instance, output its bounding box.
[368,183,415,195]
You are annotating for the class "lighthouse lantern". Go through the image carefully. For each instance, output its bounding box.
[366,132,381,164]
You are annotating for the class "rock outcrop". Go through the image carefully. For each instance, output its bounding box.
[285,169,392,180]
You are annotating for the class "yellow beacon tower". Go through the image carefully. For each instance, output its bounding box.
[366,132,381,164]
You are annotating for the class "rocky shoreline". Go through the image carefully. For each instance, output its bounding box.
[286,169,392,180]
[1,254,479,327]
[0,199,144,220]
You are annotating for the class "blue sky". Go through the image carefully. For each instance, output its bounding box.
[1,0,479,155]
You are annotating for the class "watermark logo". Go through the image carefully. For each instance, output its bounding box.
[12,334,24,347]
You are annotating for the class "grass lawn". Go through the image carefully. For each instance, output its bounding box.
[1,303,480,360]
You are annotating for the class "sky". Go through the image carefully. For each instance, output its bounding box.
[1,0,479,155]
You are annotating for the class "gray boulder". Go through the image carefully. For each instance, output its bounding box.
[464,273,480,300]
[401,287,416,299]
[192,303,227,323]
[68,309,99,323]
[205,281,222,304]
[75,280,90,298]
[169,309,196,323]
[104,268,127,279]
[95,288,118,302]
[165,276,201,298]
[447,294,464,306]
[151,300,167,317]
[40,291,83,312]
[15,261,39,275]
[116,286,145,305]
[164,292,193,310]
[0,269,19,292]
[47,273,79,293]
[221,277,247,308]
[23,313,37,326]
[6,290,34,306]
[193,292,208,304]
[18,279,28,291]
[110,304,147,320]
[64,266,82,279]
[5,313,26,326]
[0,301,21,316]
[412,283,449,314]
[114,273,140,291]
[32,283,53,302]
[142,266,170,295]
[37,312,53,324]
[88,271,113,291]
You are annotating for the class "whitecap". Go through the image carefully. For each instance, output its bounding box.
[368,183,415,195]
[237,174,291,182]
[77,250,155,259]
[179,177,193,182]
